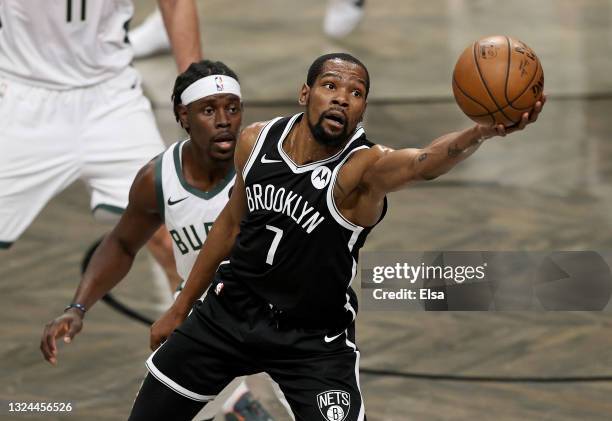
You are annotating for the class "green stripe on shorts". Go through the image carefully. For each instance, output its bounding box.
[92,204,125,215]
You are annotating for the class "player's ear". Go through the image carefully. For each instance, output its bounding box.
[177,104,189,130]
[298,83,310,106]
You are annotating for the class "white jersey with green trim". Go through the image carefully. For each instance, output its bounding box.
[155,140,235,282]
[0,0,134,89]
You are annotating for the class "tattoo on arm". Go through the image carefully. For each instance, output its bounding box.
[448,138,482,158]
[447,144,462,157]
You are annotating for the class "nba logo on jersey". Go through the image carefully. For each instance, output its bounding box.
[311,166,332,190]
[215,76,224,91]
[317,390,350,421]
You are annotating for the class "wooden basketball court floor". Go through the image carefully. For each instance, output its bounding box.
[2,1,612,419]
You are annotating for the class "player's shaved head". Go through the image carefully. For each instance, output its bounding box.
[306,53,370,97]
[172,60,240,122]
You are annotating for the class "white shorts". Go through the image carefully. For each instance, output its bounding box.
[0,67,164,247]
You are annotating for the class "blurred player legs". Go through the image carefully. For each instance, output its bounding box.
[0,67,163,245]
[130,0,366,60]
[323,0,365,38]
[0,67,180,286]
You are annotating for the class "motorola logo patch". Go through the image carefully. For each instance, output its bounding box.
[311,166,332,190]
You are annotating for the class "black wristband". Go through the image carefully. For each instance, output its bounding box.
[64,303,86,314]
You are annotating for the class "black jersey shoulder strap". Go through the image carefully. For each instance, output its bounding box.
[242,115,292,181]
[324,132,388,231]
[331,128,371,166]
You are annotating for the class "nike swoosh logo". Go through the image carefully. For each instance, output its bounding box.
[324,332,345,343]
[167,196,188,206]
[261,154,282,164]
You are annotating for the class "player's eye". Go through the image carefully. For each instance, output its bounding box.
[323,82,335,90]
[228,105,239,113]
[203,107,214,115]
[352,90,363,97]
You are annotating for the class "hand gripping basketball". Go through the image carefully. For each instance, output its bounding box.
[453,35,545,127]
[477,93,546,140]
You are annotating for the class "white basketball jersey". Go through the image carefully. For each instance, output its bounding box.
[156,140,235,281]
[0,0,134,89]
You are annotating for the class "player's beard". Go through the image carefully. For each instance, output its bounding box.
[308,112,350,147]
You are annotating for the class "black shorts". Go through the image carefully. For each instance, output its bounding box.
[146,275,367,421]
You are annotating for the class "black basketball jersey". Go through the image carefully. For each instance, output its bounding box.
[228,113,386,326]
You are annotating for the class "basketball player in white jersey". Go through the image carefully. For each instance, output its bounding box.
[41,60,289,421]
[0,0,201,288]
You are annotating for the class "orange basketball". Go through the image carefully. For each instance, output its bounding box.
[452,35,544,127]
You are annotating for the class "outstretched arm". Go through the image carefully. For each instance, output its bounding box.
[158,0,202,72]
[149,122,266,350]
[363,97,546,194]
[40,161,164,365]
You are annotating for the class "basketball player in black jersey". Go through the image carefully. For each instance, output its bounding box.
[129,53,545,421]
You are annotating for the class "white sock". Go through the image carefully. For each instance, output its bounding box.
[324,0,365,38]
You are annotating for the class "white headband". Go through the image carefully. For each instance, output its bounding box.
[180,75,242,105]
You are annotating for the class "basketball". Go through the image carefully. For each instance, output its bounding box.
[452,35,544,126]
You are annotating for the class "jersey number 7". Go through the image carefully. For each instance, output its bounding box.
[265,225,283,265]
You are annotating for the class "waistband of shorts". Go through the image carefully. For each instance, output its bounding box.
[211,271,353,331]
[0,66,136,93]
[269,307,352,331]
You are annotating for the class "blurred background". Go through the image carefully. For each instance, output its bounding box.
[2,0,612,419]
